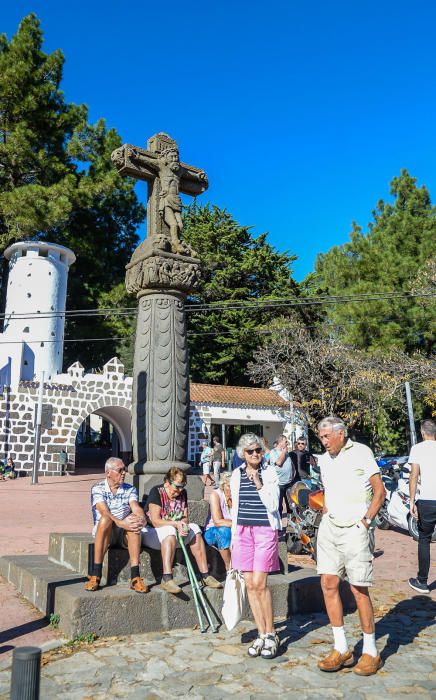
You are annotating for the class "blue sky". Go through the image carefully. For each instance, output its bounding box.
[3,1,436,280]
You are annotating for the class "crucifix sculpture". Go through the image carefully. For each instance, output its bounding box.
[111,133,208,493]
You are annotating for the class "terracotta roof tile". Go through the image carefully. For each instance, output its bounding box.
[190,383,288,408]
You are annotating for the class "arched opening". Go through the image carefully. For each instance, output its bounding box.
[74,405,132,472]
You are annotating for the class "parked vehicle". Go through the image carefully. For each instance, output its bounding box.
[286,478,324,559]
[376,465,436,542]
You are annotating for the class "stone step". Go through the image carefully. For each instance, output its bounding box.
[47,532,288,585]
[0,553,354,638]
[47,532,228,585]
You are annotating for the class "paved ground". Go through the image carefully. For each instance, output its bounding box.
[0,597,434,699]
[1,472,435,698]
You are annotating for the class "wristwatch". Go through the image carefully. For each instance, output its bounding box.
[363,516,372,526]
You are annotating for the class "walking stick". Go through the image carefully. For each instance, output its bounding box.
[176,531,218,633]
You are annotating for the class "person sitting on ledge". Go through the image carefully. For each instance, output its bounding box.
[142,466,222,594]
[86,456,148,593]
[203,472,232,571]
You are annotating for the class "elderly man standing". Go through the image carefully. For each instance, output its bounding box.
[408,418,436,594]
[316,416,385,676]
[86,457,148,593]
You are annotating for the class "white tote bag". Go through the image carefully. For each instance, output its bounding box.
[221,569,246,631]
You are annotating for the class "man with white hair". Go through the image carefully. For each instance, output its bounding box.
[316,416,385,676]
[85,457,148,593]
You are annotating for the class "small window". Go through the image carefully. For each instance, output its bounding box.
[40,342,44,347]
[27,273,31,277]
[27,292,31,298]
[23,326,30,333]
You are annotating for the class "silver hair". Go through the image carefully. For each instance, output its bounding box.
[219,472,232,489]
[236,433,262,459]
[317,416,348,437]
[105,456,125,473]
[421,419,436,437]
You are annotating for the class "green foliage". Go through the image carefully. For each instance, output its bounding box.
[68,632,97,645]
[313,170,436,356]
[0,14,145,368]
[49,612,60,628]
[182,204,301,384]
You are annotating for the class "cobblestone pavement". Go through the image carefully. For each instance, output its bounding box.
[0,594,434,699]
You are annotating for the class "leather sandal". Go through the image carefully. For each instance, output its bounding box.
[130,576,148,593]
[84,575,101,592]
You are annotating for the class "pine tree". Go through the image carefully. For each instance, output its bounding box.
[0,14,145,367]
[314,170,436,355]
[182,204,301,384]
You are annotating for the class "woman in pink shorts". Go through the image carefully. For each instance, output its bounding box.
[230,433,281,659]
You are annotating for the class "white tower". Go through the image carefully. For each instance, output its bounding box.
[0,241,75,385]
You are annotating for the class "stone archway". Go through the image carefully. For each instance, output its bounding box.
[69,398,132,471]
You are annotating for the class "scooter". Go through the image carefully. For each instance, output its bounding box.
[286,476,324,558]
[376,465,436,542]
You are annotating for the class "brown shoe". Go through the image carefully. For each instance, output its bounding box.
[84,575,101,592]
[201,575,223,589]
[130,576,148,593]
[160,579,182,594]
[353,654,382,676]
[318,649,354,672]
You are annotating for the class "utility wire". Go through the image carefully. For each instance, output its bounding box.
[0,289,435,321]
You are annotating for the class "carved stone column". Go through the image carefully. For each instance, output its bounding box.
[126,244,202,489]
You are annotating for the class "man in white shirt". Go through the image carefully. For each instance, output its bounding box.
[316,416,385,677]
[408,419,436,594]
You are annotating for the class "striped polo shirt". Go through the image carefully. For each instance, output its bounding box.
[91,479,138,529]
[237,469,270,526]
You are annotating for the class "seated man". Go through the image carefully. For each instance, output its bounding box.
[142,466,222,594]
[86,457,148,593]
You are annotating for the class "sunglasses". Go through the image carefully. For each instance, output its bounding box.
[110,467,126,474]
[170,480,186,490]
[245,447,262,455]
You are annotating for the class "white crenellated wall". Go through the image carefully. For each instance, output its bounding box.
[1,241,75,385]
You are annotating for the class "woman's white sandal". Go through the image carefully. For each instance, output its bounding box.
[247,635,265,657]
[260,633,279,659]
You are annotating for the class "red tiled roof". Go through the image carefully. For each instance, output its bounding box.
[189,383,288,408]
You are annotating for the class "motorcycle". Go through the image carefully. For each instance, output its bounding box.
[285,477,324,559]
[376,465,436,542]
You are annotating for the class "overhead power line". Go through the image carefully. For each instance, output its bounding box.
[0,289,434,321]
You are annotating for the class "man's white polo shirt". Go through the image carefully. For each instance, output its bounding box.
[409,440,436,500]
[91,479,138,535]
[318,439,380,526]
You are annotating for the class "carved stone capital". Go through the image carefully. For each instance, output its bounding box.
[125,245,202,296]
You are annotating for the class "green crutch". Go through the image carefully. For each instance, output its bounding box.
[176,531,218,633]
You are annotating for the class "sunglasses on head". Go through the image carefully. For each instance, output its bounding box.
[245,447,262,455]
[170,480,185,489]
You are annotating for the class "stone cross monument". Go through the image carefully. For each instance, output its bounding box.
[111,133,208,494]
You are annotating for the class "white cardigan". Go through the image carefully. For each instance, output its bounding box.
[230,462,281,533]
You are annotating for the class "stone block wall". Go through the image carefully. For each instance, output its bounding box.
[0,358,133,476]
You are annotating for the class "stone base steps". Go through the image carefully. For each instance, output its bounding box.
[47,532,287,585]
[0,553,352,638]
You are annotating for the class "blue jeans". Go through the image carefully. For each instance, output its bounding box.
[204,526,232,550]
